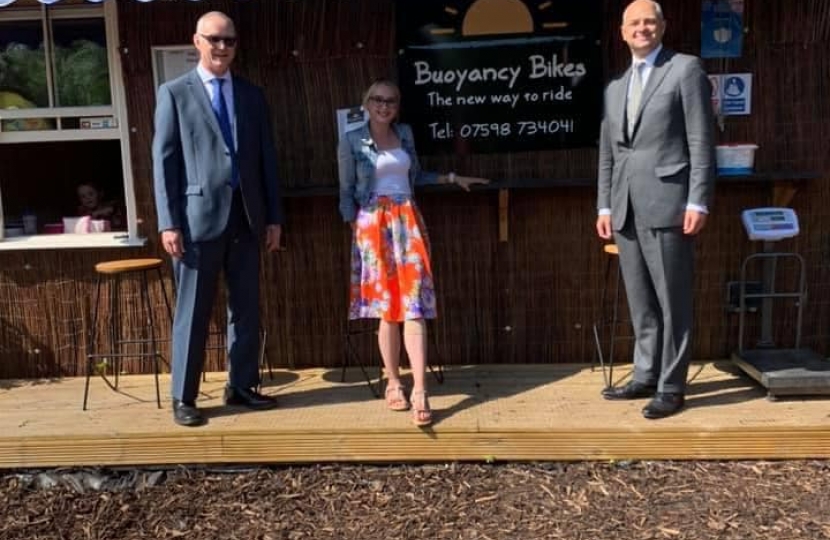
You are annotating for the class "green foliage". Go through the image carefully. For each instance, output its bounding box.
[54,39,111,107]
[0,42,48,106]
[0,38,110,108]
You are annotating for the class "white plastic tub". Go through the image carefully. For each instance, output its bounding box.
[716,144,758,175]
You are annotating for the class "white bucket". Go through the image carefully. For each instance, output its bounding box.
[716,144,758,176]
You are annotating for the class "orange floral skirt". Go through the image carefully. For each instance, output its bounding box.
[349,195,437,321]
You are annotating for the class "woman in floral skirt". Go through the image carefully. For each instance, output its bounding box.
[337,79,487,427]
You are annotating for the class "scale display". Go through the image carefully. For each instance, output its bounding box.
[741,207,799,241]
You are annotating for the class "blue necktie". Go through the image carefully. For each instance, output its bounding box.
[209,78,238,189]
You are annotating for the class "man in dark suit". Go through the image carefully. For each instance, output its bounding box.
[596,0,716,419]
[153,11,283,427]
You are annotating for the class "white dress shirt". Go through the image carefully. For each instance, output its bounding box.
[196,64,237,148]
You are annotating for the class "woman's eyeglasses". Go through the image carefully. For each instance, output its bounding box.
[200,34,238,48]
[368,96,399,107]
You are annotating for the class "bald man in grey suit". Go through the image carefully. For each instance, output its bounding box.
[596,0,716,419]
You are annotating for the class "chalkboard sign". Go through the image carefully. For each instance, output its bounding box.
[397,0,602,154]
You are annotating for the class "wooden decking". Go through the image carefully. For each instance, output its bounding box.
[1,362,829,468]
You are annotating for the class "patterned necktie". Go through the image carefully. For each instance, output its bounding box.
[209,78,238,189]
[627,62,644,139]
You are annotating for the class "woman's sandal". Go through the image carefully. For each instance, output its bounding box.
[410,390,433,427]
[385,385,410,411]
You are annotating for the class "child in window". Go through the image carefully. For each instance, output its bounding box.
[76,182,123,229]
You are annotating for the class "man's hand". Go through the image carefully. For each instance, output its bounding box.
[161,229,184,259]
[266,224,283,252]
[596,215,613,240]
[683,210,707,236]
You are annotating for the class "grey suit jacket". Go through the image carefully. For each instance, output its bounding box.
[597,48,716,230]
[153,69,283,242]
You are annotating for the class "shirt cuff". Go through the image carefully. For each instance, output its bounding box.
[598,208,611,216]
[686,203,708,214]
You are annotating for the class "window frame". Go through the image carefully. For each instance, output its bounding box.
[0,0,143,249]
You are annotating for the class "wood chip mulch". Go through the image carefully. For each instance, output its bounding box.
[2,461,830,540]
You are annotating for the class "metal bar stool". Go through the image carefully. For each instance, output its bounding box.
[341,319,445,398]
[201,284,275,384]
[82,258,173,410]
[203,308,275,385]
[592,244,633,389]
[341,318,383,397]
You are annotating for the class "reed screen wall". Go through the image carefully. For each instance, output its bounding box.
[1,0,828,378]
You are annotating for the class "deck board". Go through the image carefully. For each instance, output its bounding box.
[1,362,829,468]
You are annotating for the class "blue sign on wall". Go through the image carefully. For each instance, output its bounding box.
[701,0,744,58]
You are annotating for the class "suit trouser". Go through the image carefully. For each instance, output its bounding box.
[171,191,261,402]
[614,210,694,394]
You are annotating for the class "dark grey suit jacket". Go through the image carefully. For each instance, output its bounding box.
[597,48,716,230]
[153,69,283,242]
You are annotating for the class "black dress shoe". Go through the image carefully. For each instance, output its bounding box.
[602,381,657,400]
[172,400,205,427]
[224,386,279,410]
[642,393,685,419]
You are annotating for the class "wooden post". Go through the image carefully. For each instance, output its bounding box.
[499,189,509,243]
[772,180,799,208]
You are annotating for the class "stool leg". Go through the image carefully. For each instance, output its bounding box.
[156,267,174,325]
[259,327,274,381]
[593,254,613,388]
[83,274,104,410]
[427,322,445,384]
[156,267,173,373]
[340,322,351,383]
[111,274,121,389]
[608,261,623,387]
[340,351,348,382]
[342,325,380,398]
[140,271,162,409]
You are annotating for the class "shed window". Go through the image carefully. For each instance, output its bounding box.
[0,0,142,249]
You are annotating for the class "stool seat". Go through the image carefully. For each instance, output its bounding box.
[603,244,619,256]
[95,258,164,275]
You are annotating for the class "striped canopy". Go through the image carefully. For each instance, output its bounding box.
[0,0,225,6]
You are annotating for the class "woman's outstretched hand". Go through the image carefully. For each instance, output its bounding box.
[455,175,490,192]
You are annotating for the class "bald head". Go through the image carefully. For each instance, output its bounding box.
[196,11,235,35]
[621,0,665,58]
[623,0,664,23]
[193,11,237,76]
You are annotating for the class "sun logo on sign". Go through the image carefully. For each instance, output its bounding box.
[431,0,568,37]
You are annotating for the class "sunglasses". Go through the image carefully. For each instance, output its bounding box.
[368,96,399,107]
[200,34,238,48]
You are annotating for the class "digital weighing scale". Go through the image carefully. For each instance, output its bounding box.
[732,207,830,399]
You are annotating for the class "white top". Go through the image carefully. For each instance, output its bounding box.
[374,148,412,196]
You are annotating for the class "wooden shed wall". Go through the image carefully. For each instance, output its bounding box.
[1,0,828,378]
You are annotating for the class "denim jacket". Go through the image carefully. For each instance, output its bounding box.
[337,122,439,222]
